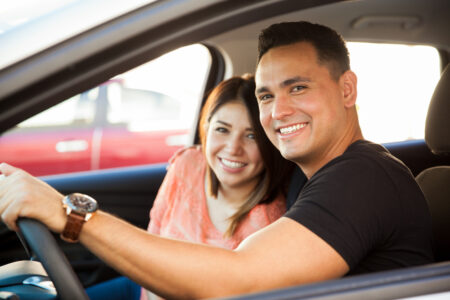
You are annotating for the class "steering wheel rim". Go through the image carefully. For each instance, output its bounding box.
[17,218,89,300]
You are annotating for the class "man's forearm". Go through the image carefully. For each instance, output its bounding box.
[80,211,250,299]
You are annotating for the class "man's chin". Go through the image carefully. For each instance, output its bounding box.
[279,147,302,162]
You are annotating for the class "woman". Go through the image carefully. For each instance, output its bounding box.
[86,74,294,300]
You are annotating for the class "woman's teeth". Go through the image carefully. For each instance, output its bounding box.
[221,158,245,168]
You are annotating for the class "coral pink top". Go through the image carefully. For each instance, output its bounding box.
[148,146,286,248]
[141,146,285,299]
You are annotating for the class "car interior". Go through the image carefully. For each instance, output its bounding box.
[0,0,450,299]
[416,64,450,263]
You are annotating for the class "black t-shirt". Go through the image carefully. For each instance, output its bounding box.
[285,140,434,275]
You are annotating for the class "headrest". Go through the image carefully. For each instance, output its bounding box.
[425,64,450,155]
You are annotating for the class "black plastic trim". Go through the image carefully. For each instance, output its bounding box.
[226,262,450,300]
[191,44,226,145]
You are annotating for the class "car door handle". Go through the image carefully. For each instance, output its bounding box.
[55,140,88,153]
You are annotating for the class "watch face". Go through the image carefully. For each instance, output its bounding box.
[66,193,98,213]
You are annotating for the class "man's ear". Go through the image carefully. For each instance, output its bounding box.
[340,70,357,108]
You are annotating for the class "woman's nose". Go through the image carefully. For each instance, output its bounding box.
[225,135,243,155]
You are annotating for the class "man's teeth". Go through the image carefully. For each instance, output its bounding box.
[222,158,245,168]
[280,123,306,134]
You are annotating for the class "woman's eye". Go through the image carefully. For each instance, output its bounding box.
[247,133,255,139]
[215,127,228,133]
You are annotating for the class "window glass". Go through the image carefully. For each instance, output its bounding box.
[347,42,440,143]
[0,44,211,176]
[114,44,209,131]
[18,89,97,128]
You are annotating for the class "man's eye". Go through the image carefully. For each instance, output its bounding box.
[292,85,306,93]
[258,94,273,101]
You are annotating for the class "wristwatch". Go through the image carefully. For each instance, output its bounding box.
[60,193,98,243]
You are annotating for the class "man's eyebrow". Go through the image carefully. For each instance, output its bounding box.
[256,76,311,94]
[281,76,311,87]
[255,86,269,94]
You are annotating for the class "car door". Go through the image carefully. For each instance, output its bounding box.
[0,42,218,287]
[0,92,97,176]
[98,81,189,170]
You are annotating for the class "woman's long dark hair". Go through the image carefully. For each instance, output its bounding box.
[199,74,294,237]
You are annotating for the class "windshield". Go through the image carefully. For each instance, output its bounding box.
[0,0,78,35]
[0,0,157,70]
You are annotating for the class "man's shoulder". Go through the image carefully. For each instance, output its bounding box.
[313,141,384,179]
[307,140,415,197]
[324,140,408,176]
[342,140,390,162]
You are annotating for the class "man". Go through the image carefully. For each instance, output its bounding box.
[0,21,433,299]
[254,22,433,275]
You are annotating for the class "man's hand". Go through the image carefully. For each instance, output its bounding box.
[0,163,66,232]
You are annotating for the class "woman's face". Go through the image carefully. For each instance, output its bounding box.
[205,100,265,192]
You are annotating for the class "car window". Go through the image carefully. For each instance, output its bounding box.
[0,44,211,176]
[347,42,440,143]
[107,44,209,132]
[17,90,97,128]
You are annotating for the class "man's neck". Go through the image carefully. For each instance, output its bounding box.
[298,127,363,179]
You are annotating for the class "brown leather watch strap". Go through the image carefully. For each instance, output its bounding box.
[61,212,85,243]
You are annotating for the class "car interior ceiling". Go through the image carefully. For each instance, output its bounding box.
[207,0,450,78]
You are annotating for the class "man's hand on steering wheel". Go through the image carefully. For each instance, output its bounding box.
[0,162,66,235]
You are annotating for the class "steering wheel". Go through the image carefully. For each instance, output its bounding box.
[17,218,89,300]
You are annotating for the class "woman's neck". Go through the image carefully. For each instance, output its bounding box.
[217,182,255,208]
[205,177,258,234]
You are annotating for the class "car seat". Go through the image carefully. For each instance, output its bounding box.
[416,64,450,262]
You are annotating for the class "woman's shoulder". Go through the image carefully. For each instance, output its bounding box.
[168,145,205,174]
[232,194,286,242]
[169,145,203,163]
[246,194,286,224]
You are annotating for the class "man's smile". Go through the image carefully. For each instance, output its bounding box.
[277,122,308,137]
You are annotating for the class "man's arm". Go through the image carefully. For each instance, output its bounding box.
[81,213,349,299]
[0,163,349,299]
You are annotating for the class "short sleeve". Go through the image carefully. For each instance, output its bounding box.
[285,157,398,269]
[147,146,204,235]
[147,160,177,235]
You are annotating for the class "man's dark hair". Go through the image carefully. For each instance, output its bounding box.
[257,21,350,81]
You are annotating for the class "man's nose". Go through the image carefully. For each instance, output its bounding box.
[272,95,294,120]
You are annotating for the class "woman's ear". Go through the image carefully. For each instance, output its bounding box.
[340,70,358,108]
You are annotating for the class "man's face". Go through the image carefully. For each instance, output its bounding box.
[255,42,350,167]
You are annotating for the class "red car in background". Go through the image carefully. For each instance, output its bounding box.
[0,80,189,176]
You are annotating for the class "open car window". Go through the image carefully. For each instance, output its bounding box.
[0,44,212,176]
[348,42,440,144]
